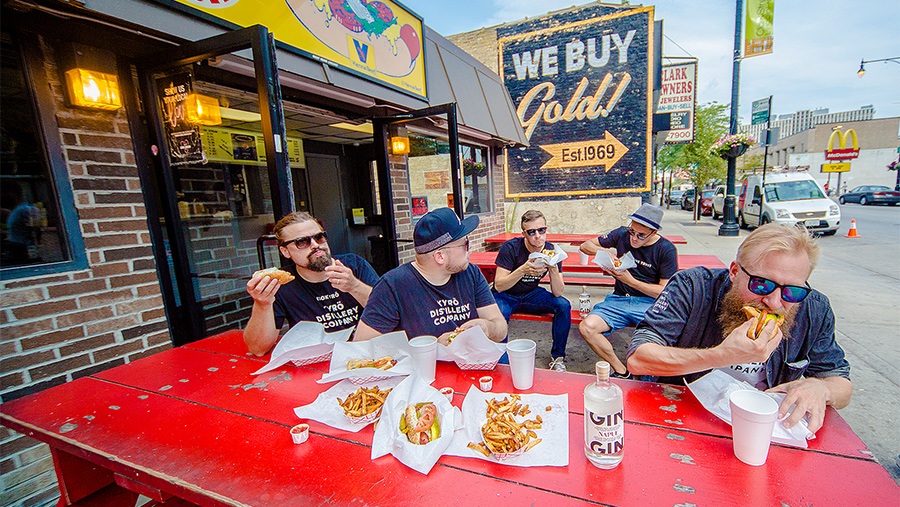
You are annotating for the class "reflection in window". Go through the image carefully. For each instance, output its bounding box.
[0,32,68,270]
[406,134,491,218]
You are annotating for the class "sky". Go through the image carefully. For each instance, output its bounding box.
[401,0,900,122]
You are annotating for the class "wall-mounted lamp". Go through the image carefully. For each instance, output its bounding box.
[857,57,900,78]
[390,135,410,155]
[186,93,222,125]
[64,68,122,110]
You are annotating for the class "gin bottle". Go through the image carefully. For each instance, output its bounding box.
[578,286,591,319]
[584,361,624,469]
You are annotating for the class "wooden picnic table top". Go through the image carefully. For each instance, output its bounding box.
[1,330,896,506]
[484,232,688,246]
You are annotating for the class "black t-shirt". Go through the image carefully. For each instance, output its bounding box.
[597,226,678,298]
[494,237,563,296]
[272,253,380,331]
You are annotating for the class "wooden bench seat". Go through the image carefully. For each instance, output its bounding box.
[510,309,584,325]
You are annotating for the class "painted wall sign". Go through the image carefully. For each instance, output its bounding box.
[659,61,697,143]
[156,71,203,165]
[499,7,654,197]
[166,0,426,100]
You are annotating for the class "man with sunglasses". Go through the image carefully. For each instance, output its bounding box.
[354,207,507,343]
[578,203,678,378]
[244,211,380,355]
[626,224,852,434]
[492,210,571,371]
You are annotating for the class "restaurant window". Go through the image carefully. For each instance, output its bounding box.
[407,134,492,219]
[1,31,86,278]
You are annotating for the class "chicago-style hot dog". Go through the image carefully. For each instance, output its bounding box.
[400,402,440,444]
[253,267,295,284]
[742,306,785,340]
[346,356,397,370]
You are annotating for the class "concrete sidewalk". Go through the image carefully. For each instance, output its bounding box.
[506,205,899,483]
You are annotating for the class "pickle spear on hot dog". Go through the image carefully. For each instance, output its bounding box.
[742,306,785,340]
[399,402,440,445]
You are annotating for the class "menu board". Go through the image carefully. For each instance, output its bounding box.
[199,126,305,168]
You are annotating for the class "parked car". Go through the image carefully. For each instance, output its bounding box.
[699,189,715,216]
[838,185,900,206]
[712,185,726,219]
[737,172,840,236]
[681,188,696,211]
[667,189,686,206]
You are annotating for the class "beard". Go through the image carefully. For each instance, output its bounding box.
[306,247,333,272]
[718,283,797,340]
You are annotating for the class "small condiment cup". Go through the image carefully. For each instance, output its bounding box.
[290,423,309,444]
[479,376,493,391]
[439,387,454,402]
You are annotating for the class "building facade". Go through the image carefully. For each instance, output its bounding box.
[740,105,876,144]
[0,1,527,504]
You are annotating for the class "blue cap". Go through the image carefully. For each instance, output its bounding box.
[414,208,479,253]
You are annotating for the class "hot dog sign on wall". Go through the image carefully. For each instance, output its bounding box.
[499,7,653,198]
[167,0,426,100]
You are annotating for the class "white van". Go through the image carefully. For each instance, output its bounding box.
[738,172,841,235]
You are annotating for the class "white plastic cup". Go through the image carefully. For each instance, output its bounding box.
[408,335,438,384]
[579,251,590,265]
[506,339,537,390]
[729,390,779,466]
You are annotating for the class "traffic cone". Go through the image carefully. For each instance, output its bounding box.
[846,219,860,238]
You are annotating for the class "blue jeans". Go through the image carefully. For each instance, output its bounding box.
[589,294,655,332]
[493,288,571,359]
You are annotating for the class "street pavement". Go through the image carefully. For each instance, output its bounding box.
[506,201,899,482]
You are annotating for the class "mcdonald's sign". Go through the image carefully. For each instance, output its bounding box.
[825,128,860,160]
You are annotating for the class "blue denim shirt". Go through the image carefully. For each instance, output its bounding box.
[627,267,851,387]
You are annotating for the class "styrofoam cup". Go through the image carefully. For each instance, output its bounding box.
[729,390,779,466]
[507,339,536,390]
[579,251,590,265]
[409,335,438,384]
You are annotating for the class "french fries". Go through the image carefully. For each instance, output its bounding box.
[336,386,392,419]
[470,395,543,457]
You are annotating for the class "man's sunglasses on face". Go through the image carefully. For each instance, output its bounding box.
[525,227,548,236]
[627,227,654,241]
[739,264,811,303]
[281,231,327,249]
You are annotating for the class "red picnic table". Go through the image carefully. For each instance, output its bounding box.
[1,330,896,506]
[484,232,688,246]
[469,251,727,286]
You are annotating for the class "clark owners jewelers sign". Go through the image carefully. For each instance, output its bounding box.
[500,7,653,197]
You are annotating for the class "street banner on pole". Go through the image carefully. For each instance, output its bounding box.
[659,61,697,144]
[751,97,770,125]
[744,0,774,58]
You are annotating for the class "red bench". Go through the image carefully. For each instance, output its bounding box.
[510,309,584,325]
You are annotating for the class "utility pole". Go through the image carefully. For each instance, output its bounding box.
[719,0,743,237]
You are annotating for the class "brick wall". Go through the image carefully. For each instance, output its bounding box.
[0,35,170,507]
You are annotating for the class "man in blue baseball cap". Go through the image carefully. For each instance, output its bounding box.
[354,207,507,343]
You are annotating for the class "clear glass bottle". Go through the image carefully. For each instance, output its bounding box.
[579,286,591,319]
[584,361,624,469]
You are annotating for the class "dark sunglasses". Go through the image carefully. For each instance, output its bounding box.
[739,265,811,303]
[627,227,655,241]
[280,231,327,249]
[525,227,548,236]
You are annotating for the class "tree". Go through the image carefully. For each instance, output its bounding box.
[657,102,729,218]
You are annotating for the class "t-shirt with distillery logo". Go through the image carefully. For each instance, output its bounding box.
[494,237,563,296]
[272,254,380,332]
[360,262,496,338]
[719,363,768,390]
[597,226,678,298]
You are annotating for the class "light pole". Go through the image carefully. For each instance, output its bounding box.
[857,57,900,77]
[719,0,743,237]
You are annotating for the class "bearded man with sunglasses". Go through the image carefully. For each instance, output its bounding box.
[492,210,571,371]
[626,224,852,434]
[578,203,678,378]
[244,212,380,355]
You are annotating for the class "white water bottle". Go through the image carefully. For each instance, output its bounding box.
[579,286,591,319]
[584,361,624,469]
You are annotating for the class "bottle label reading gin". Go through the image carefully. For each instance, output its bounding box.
[586,409,624,455]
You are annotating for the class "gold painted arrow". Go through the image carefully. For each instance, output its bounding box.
[539,131,628,172]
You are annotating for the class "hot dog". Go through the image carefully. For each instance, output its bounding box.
[346,356,397,370]
[253,267,295,284]
[742,306,785,340]
[399,402,440,445]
